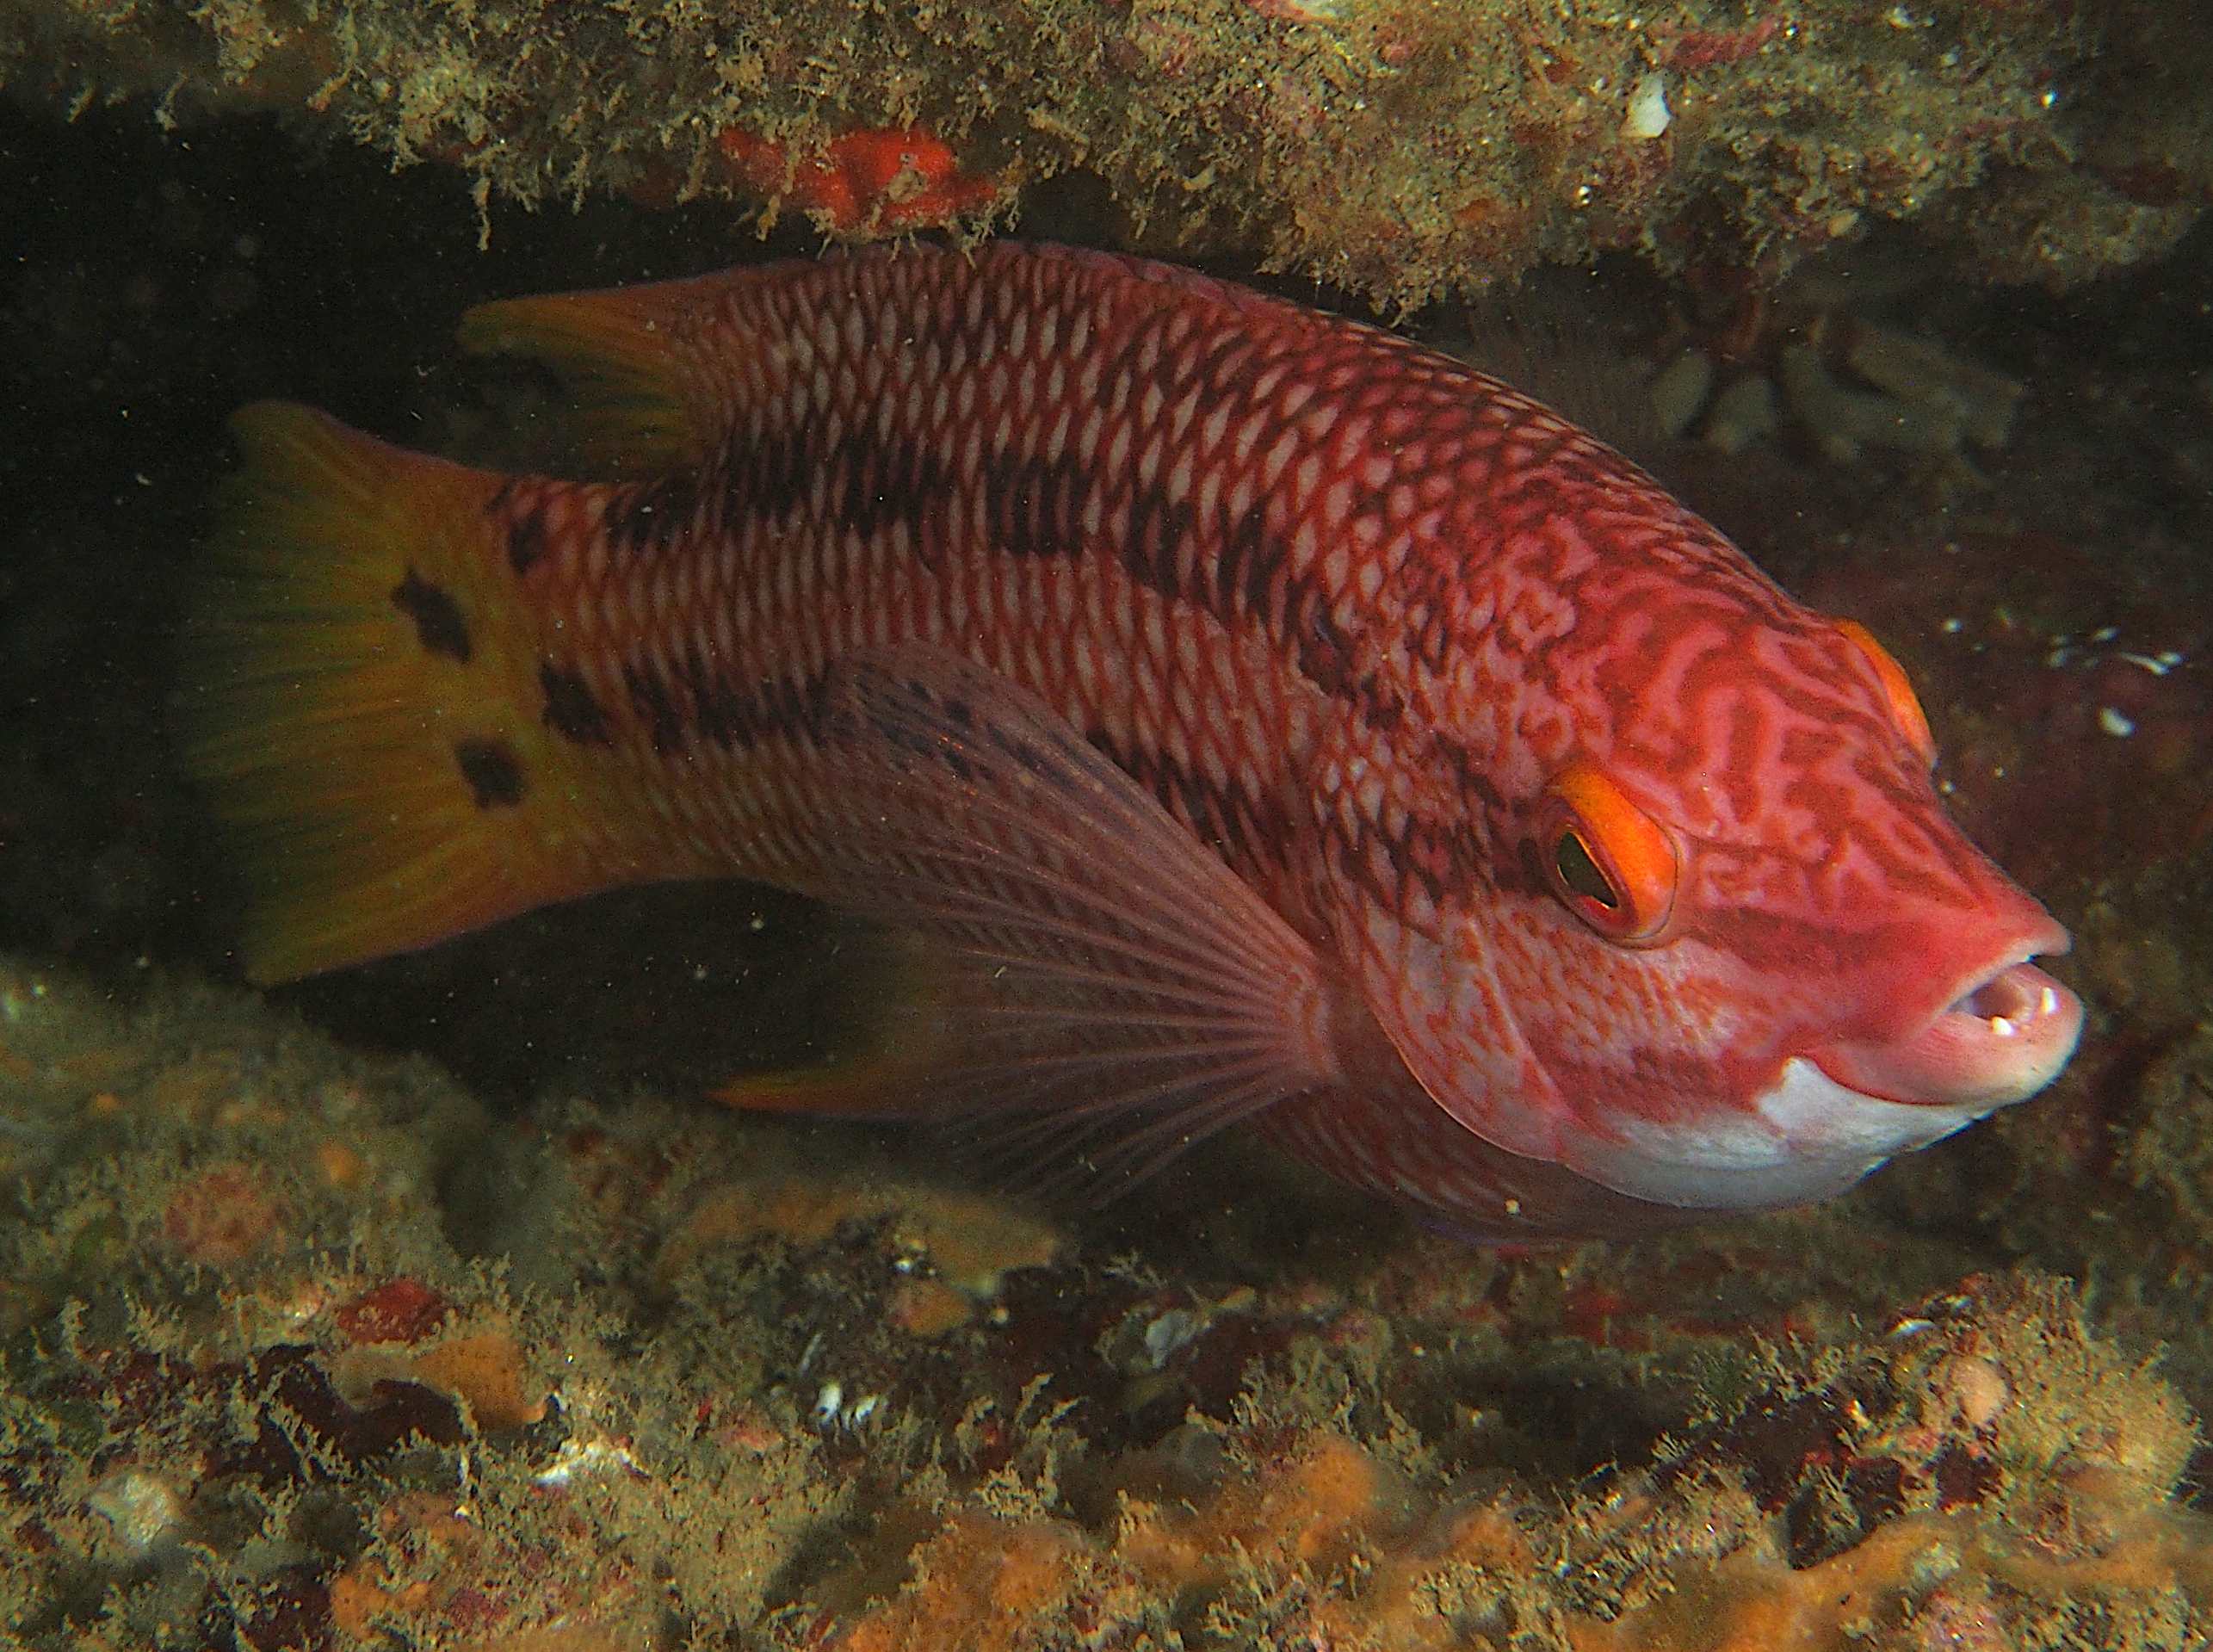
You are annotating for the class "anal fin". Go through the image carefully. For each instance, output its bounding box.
[713,927,953,1115]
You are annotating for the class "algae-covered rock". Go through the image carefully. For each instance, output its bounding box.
[1,960,2206,1649]
[3,0,2205,302]
[819,1274,2212,1650]
[0,961,848,1648]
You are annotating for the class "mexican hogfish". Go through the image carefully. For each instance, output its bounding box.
[181,243,2081,1240]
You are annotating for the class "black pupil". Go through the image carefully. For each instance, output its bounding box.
[1554,832,1619,909]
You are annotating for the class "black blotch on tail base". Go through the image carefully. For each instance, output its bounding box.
[507,509,551,576]
[624,662,685,755]
[489,480,552,576]
[392,570,472,663]
[455,738,527,807]
[541,661,613,745]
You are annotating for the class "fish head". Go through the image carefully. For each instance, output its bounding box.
[1332,591,2082,1217]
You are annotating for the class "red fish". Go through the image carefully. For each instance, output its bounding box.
[179,244,2081,1240]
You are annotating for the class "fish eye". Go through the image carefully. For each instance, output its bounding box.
[1538,762,1678,943]
[1834,619,1936,768]
[1553,829,1618,908]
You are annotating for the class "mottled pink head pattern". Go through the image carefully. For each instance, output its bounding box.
[1311,369,2079,1217]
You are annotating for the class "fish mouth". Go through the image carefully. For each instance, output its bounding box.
[1808,956,2084,1111]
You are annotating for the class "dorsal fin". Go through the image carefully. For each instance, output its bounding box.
[456,268,774,477]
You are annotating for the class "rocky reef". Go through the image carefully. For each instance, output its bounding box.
[3,0,2209,304]
[2,958,2209,1649]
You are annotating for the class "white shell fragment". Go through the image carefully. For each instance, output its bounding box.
[1623,74,1672,139]
[1647,349,1716,438]
[1704,373,1781,455]
[88,1469,186,1556]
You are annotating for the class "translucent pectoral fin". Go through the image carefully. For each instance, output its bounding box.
[720,647,1338,1190]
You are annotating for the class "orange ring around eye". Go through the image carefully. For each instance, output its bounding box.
[1538,762,1679,944]
[1834,619,1936,768]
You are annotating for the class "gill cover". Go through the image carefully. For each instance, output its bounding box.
[1834,619,1937,767]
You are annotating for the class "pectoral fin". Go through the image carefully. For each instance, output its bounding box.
[717,648,1339,1189]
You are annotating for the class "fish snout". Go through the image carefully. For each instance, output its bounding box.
[1808,958,2084,1111]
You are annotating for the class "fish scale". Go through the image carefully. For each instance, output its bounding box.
[180,241,2081,1240]
[489,252,1343,925]
[535,257,1518,875]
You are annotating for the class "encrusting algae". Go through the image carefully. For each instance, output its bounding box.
[1,957,2208,1649]
[4,0,2209,303]
[825,1271,2212,1651]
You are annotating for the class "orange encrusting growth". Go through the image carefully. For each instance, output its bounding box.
[717,124,1005,233]
[822,1436,2213,1652]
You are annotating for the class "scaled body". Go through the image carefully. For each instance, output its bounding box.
[182,244,2080,1239]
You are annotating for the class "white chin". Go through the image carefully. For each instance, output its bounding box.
[1564,1057,1996,1212]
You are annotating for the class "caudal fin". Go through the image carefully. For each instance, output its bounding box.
[178,402,590,984]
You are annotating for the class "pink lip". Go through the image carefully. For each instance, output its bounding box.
[1808,958,2084,1111]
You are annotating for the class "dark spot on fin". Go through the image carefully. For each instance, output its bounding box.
[392,569,472,663]
[454,738,526,807]
[541,661,612,746]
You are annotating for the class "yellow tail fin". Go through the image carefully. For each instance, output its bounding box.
[179,402,591,984]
